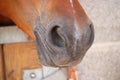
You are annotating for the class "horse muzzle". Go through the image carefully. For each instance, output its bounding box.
[34,18,94,67]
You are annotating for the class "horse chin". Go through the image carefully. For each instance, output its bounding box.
[35,39,70,67]
[34,35,87,67]
[35,40,94,67]
[34,29,94,67]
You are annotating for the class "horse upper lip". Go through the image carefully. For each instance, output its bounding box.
[34,18,94,67]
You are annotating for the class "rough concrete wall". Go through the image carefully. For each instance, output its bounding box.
[79,0,120,43]
[77,0,120,80]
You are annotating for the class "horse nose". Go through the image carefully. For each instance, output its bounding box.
[46,21,94,66]
[89,23,94,45]
[48,21,94,50]
[34,18,94,67]
[47,22,75,49]
[48,25,66,48]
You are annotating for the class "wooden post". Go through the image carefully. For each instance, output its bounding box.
[0,45,4,80]
[3,42,42,80]
[68,67,78,80]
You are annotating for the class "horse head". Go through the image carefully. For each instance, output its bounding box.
[0,0,94,67]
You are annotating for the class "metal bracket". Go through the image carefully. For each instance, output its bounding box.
[23,66,60,80]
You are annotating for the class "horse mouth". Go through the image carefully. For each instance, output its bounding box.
[34,24,94,67]
[33,18,94,67]
[34,30,70,67]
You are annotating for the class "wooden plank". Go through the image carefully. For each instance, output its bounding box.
[3,42,42,80]
[0,45,4,80]
[68,67,78,80]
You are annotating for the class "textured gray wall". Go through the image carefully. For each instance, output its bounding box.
[79,0,120,43]
[77,0,120,80]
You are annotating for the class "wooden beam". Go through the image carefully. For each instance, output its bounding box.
[0,45,4,80]
[3,42,42,80]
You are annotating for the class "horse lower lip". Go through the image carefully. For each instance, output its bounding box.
[35,33,77,67]
[34,32,58,66]
[36,39,87,67]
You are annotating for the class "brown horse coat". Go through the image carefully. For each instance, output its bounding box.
[0,0,94,67]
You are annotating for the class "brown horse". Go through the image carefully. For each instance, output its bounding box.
[0,0,94,67]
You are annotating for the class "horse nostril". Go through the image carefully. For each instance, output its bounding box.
[89,23,94,44]
[89,23,93,29]
[49,26,65,47]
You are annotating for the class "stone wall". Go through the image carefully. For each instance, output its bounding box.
[77,0,120,80]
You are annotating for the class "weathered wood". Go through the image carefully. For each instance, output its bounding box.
[0,45,4,80]
[3,42,42,80]
[68,67,78,80]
